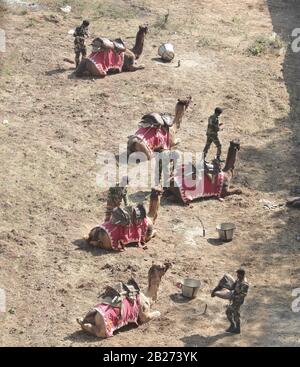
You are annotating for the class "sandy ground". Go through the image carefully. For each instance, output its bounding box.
[0,0,300,346]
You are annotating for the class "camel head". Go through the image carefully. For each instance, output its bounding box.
[138,24,148,36]
[174,96,192,128]
[147,261,172,302]
[223,138,241,173]
[230,139,241,151]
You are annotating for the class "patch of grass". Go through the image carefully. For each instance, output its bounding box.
[25,18,37,28]
[197,36,220,49]
[0,65,12,77]
[247,33,284,56]
[96,2,139,19]
[153,11,169,30]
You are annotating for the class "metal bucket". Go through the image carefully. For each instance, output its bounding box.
[158,43,175,62]
[177,278,201,298]
[216,223,236,241]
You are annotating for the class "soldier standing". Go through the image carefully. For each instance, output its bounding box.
[104,176,129,222]
[203,107,224,162]
[74,20,90,68]
[225,268,249,334]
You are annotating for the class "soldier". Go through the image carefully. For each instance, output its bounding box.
[104,176,129,222]
[224,268,249,334]
[74,20,90,68]
[203,107,224,162]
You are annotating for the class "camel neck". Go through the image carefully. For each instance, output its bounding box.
[148,192,160,220]
[172,104,185,129]
[223,146,237,172]
[145,281,160,302]
[131,30,145,59]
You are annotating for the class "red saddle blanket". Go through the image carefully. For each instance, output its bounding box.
[174,165,225,203]
[88,49,124,75]
[93,294,141,337]
[135,126,171,153]
[100,218,149,251]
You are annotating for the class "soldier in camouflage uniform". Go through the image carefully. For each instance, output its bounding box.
[74,20,90,68]
[104,176,129,222]
[203,107,224,162]
[225,268,249,334]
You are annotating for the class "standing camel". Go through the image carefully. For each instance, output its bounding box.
[87,188,162,251]
[76,262,171,338]
[168,139,242,203]
[127,97,192,160]
[75,25,148,77]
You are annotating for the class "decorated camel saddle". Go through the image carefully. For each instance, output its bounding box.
[93,279,141,337]
[111,204,147,226]
[140,112,174,128]
[99,204,149,251]
[170,161,225,204]
[88,37,126,75]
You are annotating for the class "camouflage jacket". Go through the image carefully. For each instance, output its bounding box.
[107,185,128,207]
[206,114,220,136]
[74,25,89,38]
[232,278,249,304]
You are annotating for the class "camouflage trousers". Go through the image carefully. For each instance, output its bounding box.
[226,301,242,327]
[74,39,87,67]
[203,134,222,158]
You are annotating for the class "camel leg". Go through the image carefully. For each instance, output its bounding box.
[138,310,161,324]
[87,227,112,250]
[127,63,145,71]
[123,53,145,72]
[77,312,107,338]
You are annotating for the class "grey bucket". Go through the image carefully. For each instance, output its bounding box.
[158,43,175,62]
[216,223,236,241]
[177,278,201,298]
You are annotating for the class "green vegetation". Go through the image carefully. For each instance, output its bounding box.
[247,33,284,56]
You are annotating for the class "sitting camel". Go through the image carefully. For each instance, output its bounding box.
[75,25,148,77]
[77,262,171,338]
[127,97,192,160]
[87,188,161,251]
[167,139,242,203]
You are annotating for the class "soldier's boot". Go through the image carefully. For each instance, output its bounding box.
[231,321,241,334]
[216,155,225,163]
[225,322,236,333]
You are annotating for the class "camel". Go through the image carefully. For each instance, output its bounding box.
[76,262,171,338]
[167,139,242,203]
[87,188,161,251]
[127,97,192,160]
[75,25,148,77]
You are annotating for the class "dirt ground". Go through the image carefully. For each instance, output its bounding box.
[0,0,300,346]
